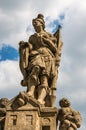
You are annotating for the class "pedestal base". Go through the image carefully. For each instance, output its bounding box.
[4,94,58,130]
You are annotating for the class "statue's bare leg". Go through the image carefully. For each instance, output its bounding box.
[37,75,48,105]
[68,127,75,130]
[27,66,40,98]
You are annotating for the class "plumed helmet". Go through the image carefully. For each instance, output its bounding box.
[32,14,45,29]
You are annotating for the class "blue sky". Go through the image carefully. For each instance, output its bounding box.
[0,0,86,130]
[0,44,18,61]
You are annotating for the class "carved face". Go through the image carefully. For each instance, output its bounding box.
[32,18,45,32]
[33,19,42,27]
[59,98,71,107]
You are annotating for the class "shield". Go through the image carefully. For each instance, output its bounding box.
[19,41,29,78]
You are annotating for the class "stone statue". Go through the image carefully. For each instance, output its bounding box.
[0,98,9,119]
[0,14,82,130]
[0,98,9,130]
[19,14,63,106]
[57,98,82,130]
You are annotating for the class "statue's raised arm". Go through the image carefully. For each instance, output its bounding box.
[19,14,63,107]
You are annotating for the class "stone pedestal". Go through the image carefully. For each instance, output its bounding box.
[4,95,58,130]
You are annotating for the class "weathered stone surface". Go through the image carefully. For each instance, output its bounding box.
[19,14,63,106]
[57,98,82,130]
[0,14,82,130]
[0,98,9,130]
[4,93,58,130]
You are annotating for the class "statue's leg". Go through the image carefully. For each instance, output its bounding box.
[37,75,48,105]
[30,66,40,81]
[59,125,67,130]
[27,66,40,98]
[68,127,75,130]
[59,120,71,130]
[27,81,35,98]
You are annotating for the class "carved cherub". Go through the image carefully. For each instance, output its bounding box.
[57,98,82,130]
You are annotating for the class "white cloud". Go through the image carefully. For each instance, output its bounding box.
[0,60,20,89]
[1,0,85,48]
[0,60,25,98]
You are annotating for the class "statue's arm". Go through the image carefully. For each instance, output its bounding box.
[72,109,82,128]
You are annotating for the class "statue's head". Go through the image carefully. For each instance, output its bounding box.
[32,14,45,30]
[59,98,71,107]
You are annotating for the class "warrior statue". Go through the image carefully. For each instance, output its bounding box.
[19,14,63,106]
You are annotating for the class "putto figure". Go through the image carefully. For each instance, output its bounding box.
[19,14,63,106]
[57,98,82,130]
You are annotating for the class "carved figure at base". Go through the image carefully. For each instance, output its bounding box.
[19,14,63,106]
[0,98,9,130]
[57,98,82,130]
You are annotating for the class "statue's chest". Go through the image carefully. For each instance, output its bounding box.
[32,35,43,49]
[62,107,72,115]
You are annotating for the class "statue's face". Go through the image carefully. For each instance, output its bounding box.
[59,98,70,107]
[33,20,42,28]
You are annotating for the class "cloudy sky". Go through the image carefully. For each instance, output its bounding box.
[0,0,86,129]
